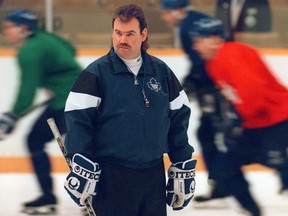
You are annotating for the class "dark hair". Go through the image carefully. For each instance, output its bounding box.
[112,4,149,51]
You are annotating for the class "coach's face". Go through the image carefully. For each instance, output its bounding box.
[112,17,147,59]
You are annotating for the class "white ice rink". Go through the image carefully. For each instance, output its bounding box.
[1,51,288,216]
[0,171,287,216]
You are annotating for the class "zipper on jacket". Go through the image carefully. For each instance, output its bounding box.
[129,69,150,108]
[133,76,139,85]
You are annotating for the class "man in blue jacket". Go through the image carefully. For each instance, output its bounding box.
[63,4,197,216]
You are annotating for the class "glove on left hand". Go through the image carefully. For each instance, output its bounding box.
[166,158,197,210]
[64,154,101,206]
[0,112,18,140]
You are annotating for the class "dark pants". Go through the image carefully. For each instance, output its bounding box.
[211,121,288,214]
[197,116,219,176]
[27,106,66,195]
[92,159,167,216]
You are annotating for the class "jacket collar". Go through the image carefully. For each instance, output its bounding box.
[108,48,156,76]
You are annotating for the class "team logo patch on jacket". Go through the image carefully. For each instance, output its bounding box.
[147,78,161,92]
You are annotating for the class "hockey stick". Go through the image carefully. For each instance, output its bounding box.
[47,118,96,216]
[19,99,52,118]
[0,99,51,141]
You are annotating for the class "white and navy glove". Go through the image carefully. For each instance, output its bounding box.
[64,153,101,206]
[0,112,18,140]
[166,158,197,210]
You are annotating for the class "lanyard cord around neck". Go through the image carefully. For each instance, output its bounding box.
[107,52,150,108]
[126,63,150,108]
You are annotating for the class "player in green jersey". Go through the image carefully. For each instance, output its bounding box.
[1,9,82,214]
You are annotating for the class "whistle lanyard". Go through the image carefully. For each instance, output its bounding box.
[107,52,150,108]
[127,65,150,108]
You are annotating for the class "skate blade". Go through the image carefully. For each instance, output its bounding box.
[22,205,57,215]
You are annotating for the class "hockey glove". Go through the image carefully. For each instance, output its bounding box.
[0,112,18,140]
[64,153,101,206]
[166,158,197,210]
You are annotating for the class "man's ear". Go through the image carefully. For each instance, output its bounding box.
[141,28,148,42]
[16,25,28,35]
[21,25,29,33]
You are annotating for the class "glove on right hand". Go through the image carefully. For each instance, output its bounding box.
[64,153,101,206]
[166,158,197,210]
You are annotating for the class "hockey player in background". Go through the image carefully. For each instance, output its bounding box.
[0,9,82,214]
[191,17,288,216]
[161,0,232,203]
[63,4,196,216]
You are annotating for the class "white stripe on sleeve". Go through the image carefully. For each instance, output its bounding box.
[65,92,102,112]
[169,90,190,110]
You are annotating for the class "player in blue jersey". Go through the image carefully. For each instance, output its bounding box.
[161,0,234,203]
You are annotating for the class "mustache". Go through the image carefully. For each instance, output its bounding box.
[118,43,131,48]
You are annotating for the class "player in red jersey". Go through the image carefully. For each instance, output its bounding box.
[190,17,288,216]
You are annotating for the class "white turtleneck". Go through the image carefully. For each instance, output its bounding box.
[120,56,143,76]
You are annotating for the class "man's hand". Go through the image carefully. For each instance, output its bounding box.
[166,158,197,210]
[64,154,101,206]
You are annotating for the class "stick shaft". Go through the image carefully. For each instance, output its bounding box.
[47,118,96,216]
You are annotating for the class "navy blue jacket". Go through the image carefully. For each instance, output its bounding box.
[64,48,193,168]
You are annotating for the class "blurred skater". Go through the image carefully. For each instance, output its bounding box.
[191,17,288,216]
[161,0,235,203]
[0,9,82,214]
